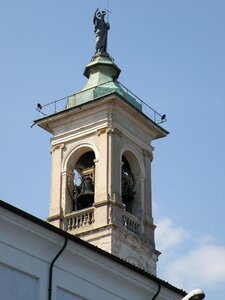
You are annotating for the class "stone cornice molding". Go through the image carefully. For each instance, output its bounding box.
[142,149,153,161]
[50,143,65,154]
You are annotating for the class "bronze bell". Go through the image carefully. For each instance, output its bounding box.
[75,176,94,209]
[80,176,94,195]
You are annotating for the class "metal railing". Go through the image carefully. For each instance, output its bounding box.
[117,81,167,124]
[35,81,167,125]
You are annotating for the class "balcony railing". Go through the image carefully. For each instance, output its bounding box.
[64,207,94,232]
[34,80,167,125]
[122,211,141,235]
[64,206,142,238]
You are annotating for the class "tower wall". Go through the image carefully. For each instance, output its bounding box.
[36,94,167,275]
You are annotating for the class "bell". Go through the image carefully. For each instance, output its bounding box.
[76,177,94,209]
[80,177,94,195]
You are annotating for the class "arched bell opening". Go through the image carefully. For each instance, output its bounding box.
[67,149,95,212]
[121,156,134,213]
[121,151,142,218]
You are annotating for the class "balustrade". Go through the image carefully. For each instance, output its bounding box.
[65,208,94,232]
[122,212,141,235]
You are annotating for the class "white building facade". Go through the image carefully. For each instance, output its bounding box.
[0,200,186,300]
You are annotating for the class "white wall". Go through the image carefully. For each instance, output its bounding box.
[57,288,86,300]
[0,263,39,300]
[0,203,185,300]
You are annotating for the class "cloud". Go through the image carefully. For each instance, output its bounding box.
[155,217,189,252]
[162,240,225,291]
[156,216,225,296]
[197,235,217,246]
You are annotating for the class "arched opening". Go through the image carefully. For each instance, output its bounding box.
[121,151,142,218]
[121,156,135,213]
[67,150,95,211]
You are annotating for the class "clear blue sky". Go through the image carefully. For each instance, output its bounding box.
[1,1,225,299]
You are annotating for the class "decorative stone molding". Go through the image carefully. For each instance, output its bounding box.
[143,219,156,230]
[93,200,109,208]
[105,126,123,137]
[47,213,62,222]
[112,192,122,204]
[50,143,65,154]
[96,128,107,136]
[113,128,123,137]
[142,149,153,161]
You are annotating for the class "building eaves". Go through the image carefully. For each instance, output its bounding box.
[0,199,185,297]
[34,91,169,137]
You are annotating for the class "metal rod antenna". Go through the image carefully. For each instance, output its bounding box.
[107,0,109,23]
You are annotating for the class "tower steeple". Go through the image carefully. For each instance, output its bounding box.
[35,10,168,275]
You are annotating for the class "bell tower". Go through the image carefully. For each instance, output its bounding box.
[35,10,168,275]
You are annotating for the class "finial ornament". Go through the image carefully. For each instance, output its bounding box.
[93,8,110,55]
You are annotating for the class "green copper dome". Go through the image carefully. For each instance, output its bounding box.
[66,54,142,111]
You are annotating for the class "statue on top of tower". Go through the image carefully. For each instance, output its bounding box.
[93,8,110,55]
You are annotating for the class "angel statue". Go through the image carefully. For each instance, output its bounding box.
[93,8,110,54]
